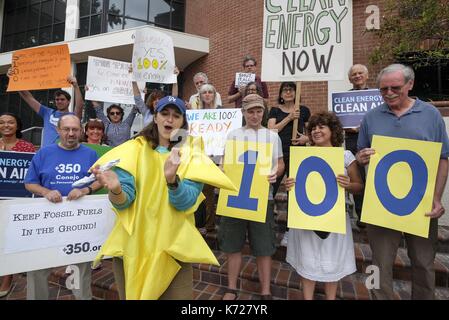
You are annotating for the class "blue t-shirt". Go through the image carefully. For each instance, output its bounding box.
[24,144,99,196]
[358,99,449,158]
[38,105,74,147]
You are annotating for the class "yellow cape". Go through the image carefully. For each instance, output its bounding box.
[92,136,236,299]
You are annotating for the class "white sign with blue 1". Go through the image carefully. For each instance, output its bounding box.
[331,89,383,128]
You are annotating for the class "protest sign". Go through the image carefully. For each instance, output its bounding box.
[85,56,145,104]
[0,195,116,276]
[217,140,272,223]
[288,147,346,234]
[132,27,176,84]
[262,1,351,81]
[0,151,34,198]
[7,44,71,91]
[235,72,256,88]
[361,136,441,238]
[332,89,383,128]
[187,108,242,156]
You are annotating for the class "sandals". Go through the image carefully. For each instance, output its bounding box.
[222,288,238,300]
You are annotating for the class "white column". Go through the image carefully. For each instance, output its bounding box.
[64,0,80,41]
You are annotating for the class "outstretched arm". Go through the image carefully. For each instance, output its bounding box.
[68,76,84,119]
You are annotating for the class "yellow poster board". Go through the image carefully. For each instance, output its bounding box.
[361,135,442,238]
[7,44,71,92]
[216,140,272,223]
[288,147,346,234]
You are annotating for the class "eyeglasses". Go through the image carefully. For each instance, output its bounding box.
[109,112,122,116]
[379,84,406,94]
[244,64,255,68]
[60,128,80,133]
[282,87,294,93]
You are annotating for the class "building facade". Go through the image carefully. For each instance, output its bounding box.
[0,0,447,134]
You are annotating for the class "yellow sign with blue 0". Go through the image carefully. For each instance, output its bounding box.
[361,135,442,238]
[288,147,346,234]
[217,140,273,223]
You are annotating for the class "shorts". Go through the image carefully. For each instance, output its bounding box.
[218,201,276,257]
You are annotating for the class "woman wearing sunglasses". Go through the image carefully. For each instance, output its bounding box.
[91,101,138,147]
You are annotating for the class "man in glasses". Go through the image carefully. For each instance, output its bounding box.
[24,114,101,300]
[356,64,449,300]
[227,55,269,108]
[187,72,222,109]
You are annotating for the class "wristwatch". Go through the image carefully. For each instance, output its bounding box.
[167,175,180,190]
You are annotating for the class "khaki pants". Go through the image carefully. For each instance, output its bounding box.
[27,262,92,300]
[112,257,193,300]
[367,219,438,300]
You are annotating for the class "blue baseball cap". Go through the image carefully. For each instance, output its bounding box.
[155,96,186,115]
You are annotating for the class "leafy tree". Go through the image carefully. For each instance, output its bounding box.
[369,0,449,68]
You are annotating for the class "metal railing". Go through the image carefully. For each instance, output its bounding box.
[21,126,43,147]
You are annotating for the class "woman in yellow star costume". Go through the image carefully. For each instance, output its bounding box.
[91,96,236,300]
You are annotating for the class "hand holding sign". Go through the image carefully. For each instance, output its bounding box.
[356,148,375,165]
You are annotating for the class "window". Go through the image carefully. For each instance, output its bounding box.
[78,0,185,38]
[1,0,67,53]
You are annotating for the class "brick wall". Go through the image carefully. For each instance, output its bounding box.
[184,1,386,115]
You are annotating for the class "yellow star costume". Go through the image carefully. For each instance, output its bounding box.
[92,136,236,299]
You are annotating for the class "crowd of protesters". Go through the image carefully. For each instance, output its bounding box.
[1,54,448,302]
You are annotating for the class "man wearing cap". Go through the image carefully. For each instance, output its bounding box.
[219,94,284,300]
[89,96,236,299]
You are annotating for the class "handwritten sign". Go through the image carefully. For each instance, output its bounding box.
[85,56,145,104]
[235,72,256,88]
[262,1,351,81]
[132,27,176,84]
[0,195,116,276]
[332,89,383,128]
[7,44,71,91]
[0,151,34,198]
[288,147,346,234]
[361,136,441,238]
[187,108,243,156]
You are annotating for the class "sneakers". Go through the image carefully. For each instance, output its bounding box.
[280,231,289,247]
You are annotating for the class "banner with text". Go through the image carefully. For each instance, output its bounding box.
[132,27,176,84]
[0,151,34,198]
[331,89,383,128]
[0,196,116,276]
[7,44,71,91]
[85,56,145,104]
[262,0,351,81]
[187,108,243,156]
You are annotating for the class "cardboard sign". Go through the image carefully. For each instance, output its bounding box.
[361,135,441,238]
[187,108,243,156]
[132,27,176,84]
[0,195,116,276]
[217,140,272,223]
[85,56,145,104]
[262,1,351,81]
[288,147,346,234]
[0,151,35,198]
[7,44,71,91]
[235,72,256,88]
[332,89,383,128]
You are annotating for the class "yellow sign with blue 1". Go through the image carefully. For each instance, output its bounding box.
[216,140,272,223]
[361,135,442,238]
[288,147,346,234]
